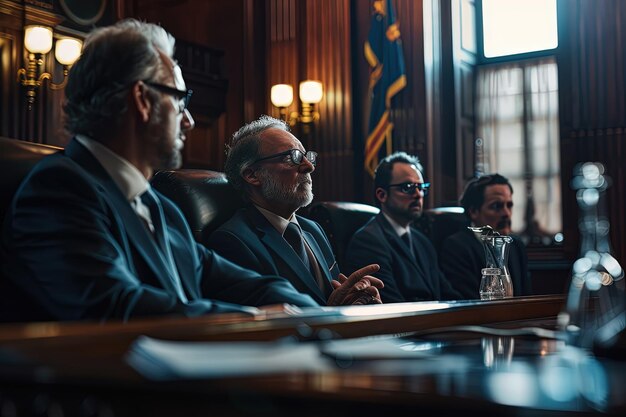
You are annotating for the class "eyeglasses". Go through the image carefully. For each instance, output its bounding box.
[253,149,318,167]
[143,81,193,114]
[388,182,431,196]
[487,201,513,211]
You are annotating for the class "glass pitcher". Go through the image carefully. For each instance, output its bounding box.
[470,226,514,300]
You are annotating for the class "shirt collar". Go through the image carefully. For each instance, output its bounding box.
[75,135,150,202]
[255,205,299,235]
[382,212,411,237]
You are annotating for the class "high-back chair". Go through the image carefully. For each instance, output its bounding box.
[0,137,62,322]
[150,169,245,246]
[306,202,380,268]
[415,206,469,254]
[0,137,61,226]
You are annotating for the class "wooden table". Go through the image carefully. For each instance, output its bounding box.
[0,295,624,416]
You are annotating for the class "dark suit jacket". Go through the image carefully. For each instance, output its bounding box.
[0,139,316,322]
[344,213,459,303]
[207,206,340,305]
[439,228,532,299]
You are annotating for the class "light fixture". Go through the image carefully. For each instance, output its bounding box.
[17,25,83,110]
[271,80,323,126]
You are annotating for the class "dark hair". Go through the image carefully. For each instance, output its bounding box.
[373,152,424,207]
[224,115,289,193]
[64,19,174,141]
[459,174,513,218]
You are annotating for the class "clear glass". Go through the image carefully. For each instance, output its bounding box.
[480,267,506,300]
[479,234,514,300]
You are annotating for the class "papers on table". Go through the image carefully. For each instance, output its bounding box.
[126,335,433,380]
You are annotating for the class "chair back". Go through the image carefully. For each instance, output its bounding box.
[151,169,245,246]
[0,137,61,225]
[414,206,470,254]
[306,201,380,268]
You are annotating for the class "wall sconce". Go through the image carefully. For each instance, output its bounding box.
[270,80,323,126]
[16,25,83,109]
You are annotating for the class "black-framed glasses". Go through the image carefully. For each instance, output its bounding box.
[143,81,193,113]
[253,149,318,167]
[388,182,431,196]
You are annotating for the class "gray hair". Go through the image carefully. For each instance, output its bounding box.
[224,115,289,193]
[64,19,175,141]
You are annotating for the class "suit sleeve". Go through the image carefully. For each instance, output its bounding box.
[439,236,483,300]
[206,229,319,306]
[513,237,532,296]
[207,229,267,274]
[2,164,257,321]
[197,242,317,307]
[345,229,407,303]
[419,237,462,301]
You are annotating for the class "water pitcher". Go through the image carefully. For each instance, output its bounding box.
[470,226,514,300]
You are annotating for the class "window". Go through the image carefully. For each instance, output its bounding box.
[476,58,561,245]
[480,0,558,59]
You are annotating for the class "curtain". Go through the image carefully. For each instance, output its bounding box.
[476,57,561,242]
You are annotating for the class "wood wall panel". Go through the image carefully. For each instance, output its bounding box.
[558,0,626,268]
[302,0,353,202]
[122,0,245,171]
[265,0,353,202]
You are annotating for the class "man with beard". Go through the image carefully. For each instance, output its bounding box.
[345,152,459,303]
[208,115,384,306]
[0,20,319,322]
[439,174,532,299]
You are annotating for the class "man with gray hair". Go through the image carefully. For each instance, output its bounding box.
[208,115,383,306]
[1,20,317,322]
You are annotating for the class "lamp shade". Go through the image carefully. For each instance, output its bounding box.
[299,80,323,104]
[24,26,53,54]
[55,38,82,66]
[271,84,294,108]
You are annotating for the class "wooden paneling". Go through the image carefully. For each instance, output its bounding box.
[558,0,626,267]
[301,0,353,202]
[121,0,246,171]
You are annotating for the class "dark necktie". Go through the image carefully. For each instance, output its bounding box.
[141,190,188,302]
[401,232,413,254]
[284,222,311,271]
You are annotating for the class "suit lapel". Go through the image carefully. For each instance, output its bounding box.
[377,215,414,263]
[65,139,186,298]
[408,229,437,295]
[377,215,436,295]
[247,208,327,303]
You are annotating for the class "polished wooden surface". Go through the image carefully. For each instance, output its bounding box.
[1,295,624,416]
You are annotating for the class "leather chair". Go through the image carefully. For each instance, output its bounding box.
[0,137,62,322]
[151,169,245,246]
[415,206,469,254]
[306,202,380,268]
[0,137,61,226]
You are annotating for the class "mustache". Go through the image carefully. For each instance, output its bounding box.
[497,220,511,229]
[298,174,312,185]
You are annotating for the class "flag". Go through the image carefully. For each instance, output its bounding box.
[364,0,407,177]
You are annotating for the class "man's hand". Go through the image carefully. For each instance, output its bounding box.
[327,264,383,306]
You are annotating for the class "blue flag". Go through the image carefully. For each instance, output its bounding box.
[364,0,407,177]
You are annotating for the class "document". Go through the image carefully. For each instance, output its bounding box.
[127,335,433,380]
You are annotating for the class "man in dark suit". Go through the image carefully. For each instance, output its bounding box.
[345,152,459,303]
[207,115,383,306]
[439,174,532,299]
[0,20,318,322]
